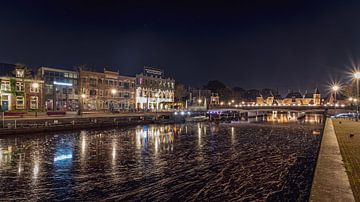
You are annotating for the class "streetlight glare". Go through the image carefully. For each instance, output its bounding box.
[354,71,360,79]
[111,89,117,94]
[332,85,340,92]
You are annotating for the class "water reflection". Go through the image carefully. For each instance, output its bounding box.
[262,112,323,124]
[0,120,322,201]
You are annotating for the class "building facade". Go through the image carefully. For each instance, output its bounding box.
[0,65,44,111]
[136,67,175,110]
[38,67,79,111]
[79,68,136,111]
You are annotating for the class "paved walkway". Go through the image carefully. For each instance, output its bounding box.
[310,119,355,201]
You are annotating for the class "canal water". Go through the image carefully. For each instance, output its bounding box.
[0,114,323,201]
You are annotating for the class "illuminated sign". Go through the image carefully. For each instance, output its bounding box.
[53,81,73,86]
[144,67,163,76]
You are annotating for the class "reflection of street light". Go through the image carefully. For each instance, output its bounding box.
[198,99,202,104]
[220,102,224,106]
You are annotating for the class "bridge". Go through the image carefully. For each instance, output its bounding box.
[208,105,330,113]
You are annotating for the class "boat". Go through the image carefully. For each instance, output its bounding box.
[185,116,209,122]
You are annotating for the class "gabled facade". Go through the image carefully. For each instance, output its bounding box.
[0,65,44,111]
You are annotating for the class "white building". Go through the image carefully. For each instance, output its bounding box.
[135,67,175,110]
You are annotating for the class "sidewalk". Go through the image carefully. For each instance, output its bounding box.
[310,118,355,201]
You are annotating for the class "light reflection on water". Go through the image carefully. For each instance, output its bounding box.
[0,118,322,201]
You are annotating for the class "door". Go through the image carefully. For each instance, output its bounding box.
[2,101,8,111]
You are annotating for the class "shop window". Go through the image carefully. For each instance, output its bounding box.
[16,96,25,109]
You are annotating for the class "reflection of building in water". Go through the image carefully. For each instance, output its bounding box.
[266,111,322,124]
[135,125,175,153]
[266,111,299,123]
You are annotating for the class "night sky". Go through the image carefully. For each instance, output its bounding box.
[1,0,360,92]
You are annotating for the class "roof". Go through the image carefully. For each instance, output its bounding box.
[285,91,302,99]
[304,93,313,98]
[315,88,320,94]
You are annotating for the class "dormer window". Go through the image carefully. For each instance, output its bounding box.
[16,69,24,78]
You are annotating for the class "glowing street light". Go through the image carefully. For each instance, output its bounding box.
[231,100,235,103]
[331,84,340,114]
[332,84,340,92]
[111,89,117,95]
[81,94,86,99]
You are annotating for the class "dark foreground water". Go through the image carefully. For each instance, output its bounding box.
[0,116,322,201]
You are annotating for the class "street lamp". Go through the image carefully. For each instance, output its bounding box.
[332,84,340,114]
[111,89,117,96]
[354,71,360,120]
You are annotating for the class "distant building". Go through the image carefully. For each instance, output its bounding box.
[135,67,175,110]
[282,89,321,105]
[37,67,79,111]
[1,64,44,111]
[210,93,220,106]
[79,68,136,111]
[255,88,321,106]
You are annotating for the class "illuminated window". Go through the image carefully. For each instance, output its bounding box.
[16,69,24,78]
[30,84,40,93]
[16,96,25,109]
[30,96,38,109]
[1,81,10,90]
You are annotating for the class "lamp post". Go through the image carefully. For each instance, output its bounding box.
[332,84,340,115]
[354,72,360,120]
[78,94,86,116]
[111,89,117,113]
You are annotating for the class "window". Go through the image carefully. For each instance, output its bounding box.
[90,78,97,86]
[90,89,97,96]
[1,81,10,91]
[16,82,24,91]
[30,84,40,93]
[30,96,39,109]
[16,96,24,109]
[99,90,103,96]
[16,69,24,78]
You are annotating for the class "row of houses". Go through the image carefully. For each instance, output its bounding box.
[0,63,175,112]
[255,89,321,106]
